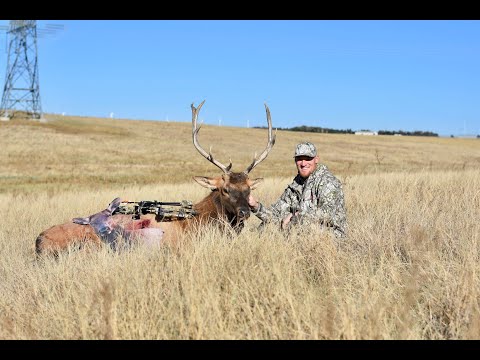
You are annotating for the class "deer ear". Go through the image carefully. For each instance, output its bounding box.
[249,178,264,190]
[108,197,122,212]
[72,217,90,225]
[193,176,219,190]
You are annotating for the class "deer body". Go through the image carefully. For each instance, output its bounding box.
[35,101,275,256]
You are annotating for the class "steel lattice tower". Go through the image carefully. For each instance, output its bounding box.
[0,20,42,120]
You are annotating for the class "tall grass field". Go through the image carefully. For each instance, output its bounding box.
[1,114,479,339]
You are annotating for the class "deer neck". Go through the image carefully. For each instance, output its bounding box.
[192,191,242,231]
[194,191,226,220]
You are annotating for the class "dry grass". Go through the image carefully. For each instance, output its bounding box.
[0,114,479,339]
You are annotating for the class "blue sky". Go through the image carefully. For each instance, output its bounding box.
[1,20,479,136]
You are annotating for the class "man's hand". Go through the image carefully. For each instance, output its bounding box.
[248,194,259,211]
[281,213,294,230]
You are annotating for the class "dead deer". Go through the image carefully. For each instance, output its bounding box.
[35,101,276,256]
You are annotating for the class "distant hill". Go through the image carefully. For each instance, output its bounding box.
[2,113,478,193]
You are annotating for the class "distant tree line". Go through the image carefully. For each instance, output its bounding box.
[254,125,354,134]
[287,125,355,134]
[377,130,438,137]
[254,125,438,137]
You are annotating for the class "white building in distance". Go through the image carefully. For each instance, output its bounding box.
[355,131,378,136]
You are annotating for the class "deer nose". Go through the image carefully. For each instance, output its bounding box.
[238,208,250,219]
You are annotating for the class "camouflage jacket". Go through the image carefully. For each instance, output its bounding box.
[252,164,347,238]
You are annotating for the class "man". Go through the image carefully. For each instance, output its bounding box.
[248,141,347,238]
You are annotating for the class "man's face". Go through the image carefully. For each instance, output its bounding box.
[295,155,319,178]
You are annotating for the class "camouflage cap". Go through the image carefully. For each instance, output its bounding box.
[294,142,317,158]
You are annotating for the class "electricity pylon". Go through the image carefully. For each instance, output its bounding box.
[0,20,42,120]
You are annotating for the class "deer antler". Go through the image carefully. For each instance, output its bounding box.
[191,101,232,174]
[244,103,276,174]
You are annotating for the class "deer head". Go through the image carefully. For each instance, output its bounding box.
[191,100,275,231]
